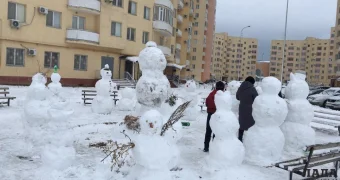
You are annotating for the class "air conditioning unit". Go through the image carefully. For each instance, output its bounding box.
[184,15,188,18]
[27,49,37,56]
[185,28,188,31]
[10,20,20,29]
[38,6,48,15]
[105,0,113,3]
[184,40,187,44]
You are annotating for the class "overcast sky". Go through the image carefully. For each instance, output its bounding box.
[215,0,337,61]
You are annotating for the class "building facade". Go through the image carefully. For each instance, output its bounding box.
[212,32,258,81]
[334,0,340,84]
[0,0,214,86]
[256,61,269,78]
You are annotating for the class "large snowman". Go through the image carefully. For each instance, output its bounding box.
[127,110,172,180]
[206,91,245,172]
[243,77,288,166]
[135,42,170,114]
[280,73,315,156]
[182,80,198,121]
[92,64,115,114]
[227,81,241,116]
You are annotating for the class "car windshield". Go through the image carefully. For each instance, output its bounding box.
[321,90,336,95]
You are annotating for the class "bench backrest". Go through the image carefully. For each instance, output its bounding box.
[0,88,10,96]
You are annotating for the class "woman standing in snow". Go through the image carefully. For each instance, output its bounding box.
[203,81,225,152]
[236,76,258,142]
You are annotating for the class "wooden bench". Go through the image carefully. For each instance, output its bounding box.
[0,87,16,106]
[275,142,340,180]
[312,119,340,136]
[81,90,119,105]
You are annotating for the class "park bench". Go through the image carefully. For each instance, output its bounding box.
[275,142,340,180]
[0,87,16,106]
[81,90,119,105]
[312,119,340,136]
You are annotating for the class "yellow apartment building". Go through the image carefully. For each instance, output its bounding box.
[334,0,340,86]
[269,35,336,85]
[212,32,258,81]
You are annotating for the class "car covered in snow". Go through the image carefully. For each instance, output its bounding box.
[307,88,340,107]
[325,94,340,110]
[309,86,330,96]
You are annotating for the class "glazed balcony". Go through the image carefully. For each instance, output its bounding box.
[178,0,184,9]
[176,43,181,49]
[153,21,173,37]
[155,0,174,10]
[176,29,182,37]
[177,14,183,24]
[158,45,171,57]
[66,29,99,45]
[68,0,101,15]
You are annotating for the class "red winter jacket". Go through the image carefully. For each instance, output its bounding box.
[206,90,218,113]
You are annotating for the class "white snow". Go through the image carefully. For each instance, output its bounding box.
[66,29,99,43]
[167,63,186,70]
[68,0,101,12]
[117,87,136,111]
[227,80,241,116]
[182,80,198,121]
[126,56,139,63]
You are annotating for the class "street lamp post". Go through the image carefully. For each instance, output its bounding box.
[280,0,289,84]
[238,25,251,80]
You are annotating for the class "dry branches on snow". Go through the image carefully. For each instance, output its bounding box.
[124,115,140,132]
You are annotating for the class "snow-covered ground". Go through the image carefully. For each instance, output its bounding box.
[0,85,339,180]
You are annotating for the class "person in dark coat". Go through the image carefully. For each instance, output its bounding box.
[236,76,258,142]
[203,81,225,152]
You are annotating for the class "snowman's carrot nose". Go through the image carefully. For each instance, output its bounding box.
[149,123,154,128]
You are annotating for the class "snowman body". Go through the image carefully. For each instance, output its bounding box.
[280,73,315,156]
[135,42,170,113]
[48,72,62,96]
[128,110,172,180]
[118,87,136,111]
[243,77,288,166]
[227,81,241,116]
[183,80,198,121]
[92,65,114,114]
[206,91,245,171]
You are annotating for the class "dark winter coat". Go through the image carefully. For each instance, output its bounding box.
[206,90,218,113]
[236,81,258,130]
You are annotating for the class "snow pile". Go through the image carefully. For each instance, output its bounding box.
[118,87,137,111]
[243,77,288,166]
[92,64,114,114]
[256,86,263,95]
[227,80,241,116]
[136,42,170,113]
[280,73,315,156]
[182,80,198,121]
[206,91,244,173]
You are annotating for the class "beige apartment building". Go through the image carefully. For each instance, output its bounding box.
[269,35,336,85]
[0,0,215,86]
[212,32,258,81]
[334,0,340,86]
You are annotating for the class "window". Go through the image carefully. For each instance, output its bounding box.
[46,10,61,28]
[192,56,196,60]
[72,16,85,30]
[195,13,199,18]
[128,1,137,15]
[127,27,136,41]
[111,22,122,37]
[144,6,150,20]
[142,31,149,44]
[8,2,25,22]
[153,6,173,25]
[6,48,24,66]
[74,55,87,71]
[112,0,123,7]
[194,31,198,35]
[44,52,59,68]
[193,48,197,52]
[196,4,199,9]
[194,22,198,26]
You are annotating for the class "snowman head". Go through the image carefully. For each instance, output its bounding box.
[100,64,112,80]
[138,41,167,72]
[227,81,241,95]
[285,73,309,99]
[32,73,47,85]
[185,80,196,92]
[214,90,232,111]
[139,109,164,135]
[261,76,281,95]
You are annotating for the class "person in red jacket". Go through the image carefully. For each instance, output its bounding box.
[203,81,225,152]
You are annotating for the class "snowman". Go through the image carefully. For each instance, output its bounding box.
[280,73,315,156]
[92,64,114,114]
[206,91,245,172]
[135,41,170,114]
[127,110,172,180]
[182,80,198,121]
[243,77,288,166]
[48,65,62,96]
[117,87,136,111]
[227,81,241,116]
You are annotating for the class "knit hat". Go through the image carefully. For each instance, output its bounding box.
[215,81,225,91]
[245,76,255,84]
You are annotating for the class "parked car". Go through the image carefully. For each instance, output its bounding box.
[308,89,325,97]
[308,88,340,107]
[325,94,340,110]
[309,86,330,94]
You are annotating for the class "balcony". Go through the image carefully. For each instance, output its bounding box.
[178,0,184,9]
[68,0,101,15]
[176,57,180,64]
[187,47,191,53]
[153,21,173,37]
[206,0,209,5]
[186,60,190,65]
[201,69,205,73]
[177,14,183,24]
[158,45,171,57]
[203,52,206,56]
[176,29,182,37]
[189,9,194,16]
[155,0,174,11]
[176,43,181,49]
[66,29,99,44]
[202,61,206,64]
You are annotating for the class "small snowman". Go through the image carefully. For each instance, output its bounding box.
[227,81,241,116]
[135,42,170,114]
[92,64,114,114]
[206,91,245,172]
[117,87,136,111]
[128,110,172,180]
[182,80,198,121]
[48,65,62,96]
[243,77,288,166]
[280,73,315,156]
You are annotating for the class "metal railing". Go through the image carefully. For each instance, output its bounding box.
[124,72,136,85]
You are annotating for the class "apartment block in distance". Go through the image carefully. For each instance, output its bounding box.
[212,32,258,81]
[333,0,340,86]
[0,0,206,86]
[269,35,336,85]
